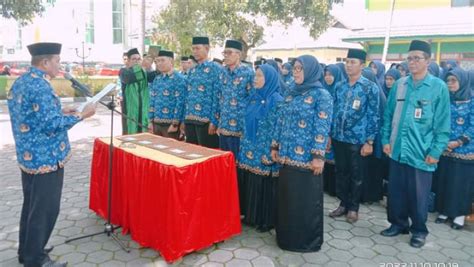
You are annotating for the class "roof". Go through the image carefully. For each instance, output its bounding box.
[343,6,474,42]
[253,23,362,51]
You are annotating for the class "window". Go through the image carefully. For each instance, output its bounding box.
[451,0,474,7]
[85,0,94,43]
[112,0,123,44]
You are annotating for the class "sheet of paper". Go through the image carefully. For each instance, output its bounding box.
[77,83,117,112]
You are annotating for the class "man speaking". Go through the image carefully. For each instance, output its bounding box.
[7,42,96,267]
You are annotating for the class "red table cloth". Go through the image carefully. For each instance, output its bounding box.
[89,134,241,262]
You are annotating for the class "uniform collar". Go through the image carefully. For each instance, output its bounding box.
[407,73,432,87]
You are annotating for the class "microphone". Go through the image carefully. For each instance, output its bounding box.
[64,72,92,97]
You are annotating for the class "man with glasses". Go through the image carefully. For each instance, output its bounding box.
[380,40,450,248]
[217,40,255,157]
[184,36,223,148]
[329,48,380,224]
[148,50,187,139]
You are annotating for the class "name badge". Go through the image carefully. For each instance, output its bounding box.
[414,108,422,119]
[352,99,361,110]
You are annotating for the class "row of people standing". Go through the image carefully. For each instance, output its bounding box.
[118,38,472,251]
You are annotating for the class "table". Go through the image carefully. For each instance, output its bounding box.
[89,133,241,262]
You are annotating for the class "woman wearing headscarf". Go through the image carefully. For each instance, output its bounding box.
[271,55,333,252]
[282,62,295,89]
[238,64,283,232]
[382,68,401,97]
[428,61,441,78]
[369,60,386,87]
[266,59,289,96]
[336,62,349,81]
[360,67,387,204]
[433,67,473,230]
[322,64,345,196]
[396,61,409,77]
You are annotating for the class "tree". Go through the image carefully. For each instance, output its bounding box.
[151,0,343,60]
[0,0,53,25]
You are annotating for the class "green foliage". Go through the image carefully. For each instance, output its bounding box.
[152,0,342,59]
[0,0,54,25]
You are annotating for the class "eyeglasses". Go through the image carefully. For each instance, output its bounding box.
[293,65,303,73]
[222,50,236,56]
[406,56,426,63]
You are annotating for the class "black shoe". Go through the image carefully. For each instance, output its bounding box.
[380,226,409,237]
[451,223,464,230]
[409,236,426,248]
[41,259,68,267]
[19,246,55,264]
[256,225,272,233]
[435,217,447,224]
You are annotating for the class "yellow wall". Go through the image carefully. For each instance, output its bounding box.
[253,48,349,64]
[367,0,450,11]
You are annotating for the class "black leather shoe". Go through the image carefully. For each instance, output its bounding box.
[19,246,55,264]
[435,217,447,224]
[41,259,68,267]
[380,226,409,237]
[410,236,426,248]
[451,223,464,230]
[329,206,347,218]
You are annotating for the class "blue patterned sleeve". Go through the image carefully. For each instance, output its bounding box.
[366,83,380,141]
[210,66,223,126]
[311,89,333,156]
[174,75,188,123]
[271,101,284,150]
[33,84,81,135]
[466,99,474,143]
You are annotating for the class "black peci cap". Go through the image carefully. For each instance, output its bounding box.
[127,48,140,58]
[27,42,62,56]
[158,50,174,58]
[347,49,367,61]
[409,40,431,57]
[224,40,243,51]
[192,36,209,45]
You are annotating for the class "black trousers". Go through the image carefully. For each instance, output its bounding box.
[185,122,219,148]
[153,122,179,140]
[333,140,367,212]
[19,168,64,267]
[388,159,432,237]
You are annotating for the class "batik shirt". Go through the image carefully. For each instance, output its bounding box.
[238,103,281,177]
[149,70,187,124]
[272,88,333,170]
[332,76,380,145]
[185,61,222,125]
[443,97,474,161]
[7,67,82,174]
[218,64,254,137]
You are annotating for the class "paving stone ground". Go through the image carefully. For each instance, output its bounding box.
[1,104,473,267]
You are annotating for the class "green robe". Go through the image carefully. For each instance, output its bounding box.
[123,65,149,134]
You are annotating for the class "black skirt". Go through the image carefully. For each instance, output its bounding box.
[323,163,337,197]
[238,168,276,229]
[434,156,474,218]
[276,165,323,252]
[360,155,384,203]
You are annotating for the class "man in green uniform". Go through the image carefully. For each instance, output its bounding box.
[122,48,149,134]
[380,40,450,248]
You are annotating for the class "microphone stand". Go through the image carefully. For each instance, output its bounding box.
[65,83,147,252]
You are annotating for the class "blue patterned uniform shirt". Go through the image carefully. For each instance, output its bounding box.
[272,88,333,170]
[7,67,82,174]
[185,61,222,125]
[218,64,254,137]
[443,97,474,161]
[238,103,281,177]
[149,70,187,124]
[332,76,380,145]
